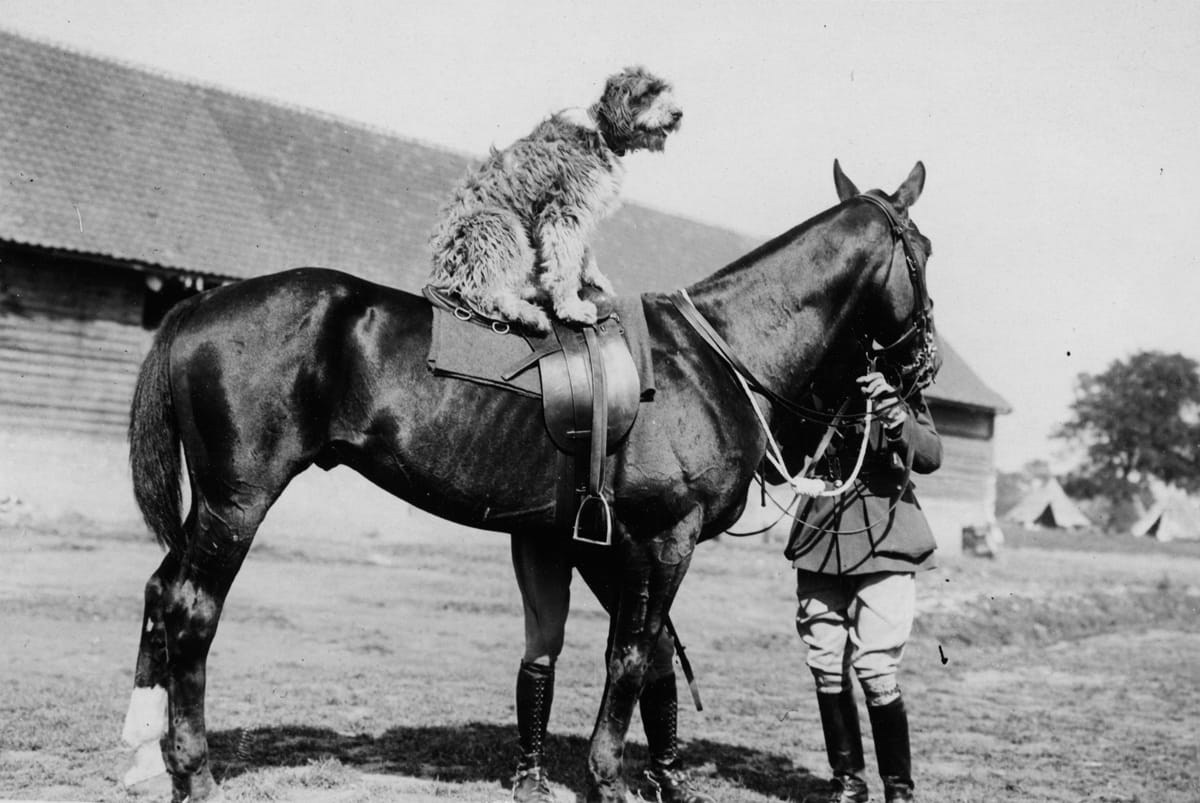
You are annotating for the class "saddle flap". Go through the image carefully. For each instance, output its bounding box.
[540,318,640,455]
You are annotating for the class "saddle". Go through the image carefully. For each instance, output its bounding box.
[423,286,644,543]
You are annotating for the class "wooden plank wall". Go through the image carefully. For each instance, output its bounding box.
[918,411,999,554]
[919,434,995,502]
[0,249,151,437]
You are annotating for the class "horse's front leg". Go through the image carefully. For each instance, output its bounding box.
[584,515,698,803]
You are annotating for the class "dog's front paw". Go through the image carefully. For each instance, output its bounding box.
[555,297,598,326]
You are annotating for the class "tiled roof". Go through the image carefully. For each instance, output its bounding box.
[0,28,754,291]
[0,29,1008,413]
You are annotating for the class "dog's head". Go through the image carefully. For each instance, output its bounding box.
[590,67,682,155]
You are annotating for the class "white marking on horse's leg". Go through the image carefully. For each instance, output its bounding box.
[121,684,168,746]
[122,685,169,786]
[123,739,168,787]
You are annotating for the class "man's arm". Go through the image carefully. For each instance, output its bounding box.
[883,392,942,474]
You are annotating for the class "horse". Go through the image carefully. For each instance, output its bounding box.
[122,160,935,802]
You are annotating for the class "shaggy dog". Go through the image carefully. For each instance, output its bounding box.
[428,67,682,332]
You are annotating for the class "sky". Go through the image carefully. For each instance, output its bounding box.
[2,0,1197,471]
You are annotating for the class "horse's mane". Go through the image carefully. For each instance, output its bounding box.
[689,202,849,289]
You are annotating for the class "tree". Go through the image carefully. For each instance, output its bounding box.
[1056,350,1200,500]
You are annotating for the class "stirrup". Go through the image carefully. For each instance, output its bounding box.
[572,492,612,545]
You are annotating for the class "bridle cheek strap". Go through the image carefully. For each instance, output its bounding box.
[857,193,939,389]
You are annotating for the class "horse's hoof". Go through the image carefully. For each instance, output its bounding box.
[169,765,220,802]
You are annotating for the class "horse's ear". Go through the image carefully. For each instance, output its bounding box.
[894,161,926,210]
[833,159,859,202]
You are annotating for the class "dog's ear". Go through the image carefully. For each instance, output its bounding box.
[618,66,656,95]
[595,68,636,131]
[833,159,858,202]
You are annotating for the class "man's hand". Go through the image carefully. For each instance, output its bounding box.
[857,372,907,431]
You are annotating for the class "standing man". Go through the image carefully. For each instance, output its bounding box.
[787,370,942,803]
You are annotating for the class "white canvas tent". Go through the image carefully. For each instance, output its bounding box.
[1004,478,1092,529]
[1131,483,1200,541]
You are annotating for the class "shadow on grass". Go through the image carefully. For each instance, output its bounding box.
[209,722,824,799]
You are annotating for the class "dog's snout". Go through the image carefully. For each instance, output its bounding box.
[670,109,683,124]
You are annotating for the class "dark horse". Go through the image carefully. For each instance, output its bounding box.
[123,161,934,802]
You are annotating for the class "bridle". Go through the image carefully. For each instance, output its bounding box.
[856,191,939,393]
[671,192,939,534]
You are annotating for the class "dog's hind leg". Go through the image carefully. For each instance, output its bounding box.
[489,287,552,333]
[433,208,551,332]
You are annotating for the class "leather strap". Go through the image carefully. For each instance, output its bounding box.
[670,290,815,421]
[664,616,703,712]
[572,326,613,545]
[797,397,852,479]
[585,327,607,497]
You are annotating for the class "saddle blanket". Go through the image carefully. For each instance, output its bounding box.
[426,295,657,402]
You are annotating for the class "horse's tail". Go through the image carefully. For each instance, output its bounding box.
[129,300,193,553]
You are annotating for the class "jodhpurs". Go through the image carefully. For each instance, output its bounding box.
[795,570,915,706]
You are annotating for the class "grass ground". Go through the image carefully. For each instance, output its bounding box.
[1,513,1198,802]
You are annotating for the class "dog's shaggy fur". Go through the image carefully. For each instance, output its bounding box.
[428,67,682,332]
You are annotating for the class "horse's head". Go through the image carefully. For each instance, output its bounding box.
[834,160,940,391]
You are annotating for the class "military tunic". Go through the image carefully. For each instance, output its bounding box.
[784,391,942,575]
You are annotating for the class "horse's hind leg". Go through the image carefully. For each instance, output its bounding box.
[122,550,180,786]
[158,498,269,801]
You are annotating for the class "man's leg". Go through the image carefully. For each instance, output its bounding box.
[510,532,573,802]
[850,572,916,803]
[638,632,714,803]
[797,571,868,803]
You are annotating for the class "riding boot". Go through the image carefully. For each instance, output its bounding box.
[639,673,714,803]
[867,696,914,802]
[810,687,868,803]
[513,661,556,803]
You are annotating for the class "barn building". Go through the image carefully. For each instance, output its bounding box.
[917,343,1012,550]
[0,30,1008,551]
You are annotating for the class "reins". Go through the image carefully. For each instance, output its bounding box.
[679,294,876,500]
